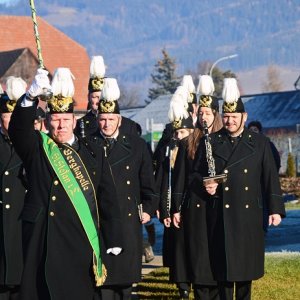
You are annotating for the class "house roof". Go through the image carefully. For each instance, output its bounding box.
[0,15,90,110]
[120,106,144,119]
[129,90,300,134]
[0,48,27,77]
[244,90,300,129]
[131,94,172,134]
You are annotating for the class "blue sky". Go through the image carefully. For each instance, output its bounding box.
[0,0,18,6]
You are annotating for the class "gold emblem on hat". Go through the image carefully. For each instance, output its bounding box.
[6,100,17,112]
[100,100,116,113]
[172,119,182,129]
[48,95,73,112]
[199,95,213,108]
[91,77,104,91]
[223,101,238,113]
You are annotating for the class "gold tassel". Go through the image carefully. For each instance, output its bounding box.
[93,263,107,287]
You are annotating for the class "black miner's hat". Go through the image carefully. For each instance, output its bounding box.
[88,56,106,92]
[98,78,120,114]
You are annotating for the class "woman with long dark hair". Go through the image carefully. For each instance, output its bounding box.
[172,75,223,300]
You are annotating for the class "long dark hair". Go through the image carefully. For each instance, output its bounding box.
[186,110,223,160]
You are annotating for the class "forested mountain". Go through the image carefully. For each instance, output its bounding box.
[1,0,299,97]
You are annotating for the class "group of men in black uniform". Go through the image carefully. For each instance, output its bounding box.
[0,61,158,300]
[0,61,286,300]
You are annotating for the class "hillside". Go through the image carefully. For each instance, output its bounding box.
[1,0,299,99]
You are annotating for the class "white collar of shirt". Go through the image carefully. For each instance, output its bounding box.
[65,134,76,146]
[100,130,119,140]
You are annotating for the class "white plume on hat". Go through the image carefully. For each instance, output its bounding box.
[101,78,120,101]
[168,86,189,122]
[197,75,215,96]
[0,84,3,94]
[181,75,196,103]
[6,76,27,101]
[181,75,195,93]
[90,56,106,78]
[168,101,189,122]
[171,86,189,107]
[51,68,75,97]
[222,78,240,103]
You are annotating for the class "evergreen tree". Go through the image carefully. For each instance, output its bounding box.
[147,49,180,103]
[286,152,296,177]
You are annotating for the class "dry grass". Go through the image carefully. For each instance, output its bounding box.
[137,252,300,299]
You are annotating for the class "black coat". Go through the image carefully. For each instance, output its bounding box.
[172,139,217,285]
[192,128,286,282]
[91,132,158,285]
[9,103,122,300]
[0,133,27,286]
[155,138,191,283]
[75,110,98,137]
[119,116,139,136]
[154,139,175,268]
[153,123,173,174]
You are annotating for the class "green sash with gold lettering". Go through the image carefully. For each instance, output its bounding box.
[40,132,106,286]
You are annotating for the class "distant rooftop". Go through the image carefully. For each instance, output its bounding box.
[0,16,90,110]
[120,106,145,119]
[126,90,300,134]
[244,90,300,129]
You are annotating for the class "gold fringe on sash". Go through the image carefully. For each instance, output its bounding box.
[93,254,107,286]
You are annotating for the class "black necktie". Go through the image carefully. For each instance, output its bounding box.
[71,138,79,151]
[105,138,116,151]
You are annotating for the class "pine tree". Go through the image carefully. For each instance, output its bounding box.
[147,49,180,103]
[286,152,296,177]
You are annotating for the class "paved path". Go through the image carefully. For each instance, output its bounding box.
[141,255,163,277]
[265,209,300,252]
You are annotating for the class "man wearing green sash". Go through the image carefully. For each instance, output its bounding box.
[9,68,122,300]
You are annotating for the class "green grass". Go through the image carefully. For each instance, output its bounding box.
[137,252,300,299]
[285,201,300,210]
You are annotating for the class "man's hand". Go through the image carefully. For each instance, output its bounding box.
[173,212,181,228]
[163,217,171,228]
[26,68,51,99]
[269,214,282,226]
[203,180,218,195]
[141,212,151,224]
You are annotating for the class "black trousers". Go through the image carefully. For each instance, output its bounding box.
[194,284,220,300]
[218,281,252,300]
[0,285,20,300]
[99,285,133,300]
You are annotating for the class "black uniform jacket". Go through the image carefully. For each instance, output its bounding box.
[172,139,217,285]
[75,110,98,137]
[91,131,158,285]
[153,123,173,174]
[8,102,122,300]
[119,116,139,136]
[0,133,27,286]
[154,137,178,220]
[153,138,175,268]
[191,128,286,282]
